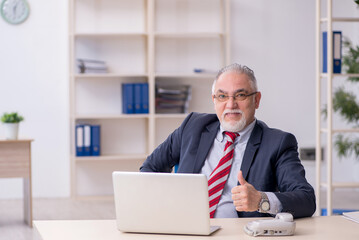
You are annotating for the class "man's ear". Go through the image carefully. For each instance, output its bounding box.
[255,91,261,109]
[212,95,216,111]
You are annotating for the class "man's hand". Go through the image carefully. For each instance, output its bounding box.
[231,170,261,212]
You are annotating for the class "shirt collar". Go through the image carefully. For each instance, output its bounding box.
[216,119,257,143]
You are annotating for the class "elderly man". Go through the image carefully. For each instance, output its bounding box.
[140,63,316,219]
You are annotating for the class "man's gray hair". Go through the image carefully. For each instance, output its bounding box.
[211,63,258,94]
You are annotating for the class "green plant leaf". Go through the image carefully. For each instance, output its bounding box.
[342,38,359,82]
[333,87,359,124]
[335,134,359,160]
[1,112,24,123]
[331,37,359,160]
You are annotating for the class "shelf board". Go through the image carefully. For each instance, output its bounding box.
[73,73,148,78]
[333,128,359,133]
[320,17,359,22]
[74,114,150,120]
[321,128,359,133]
[321,73,359,78]
[320,128,328,133]
[320,182,359,189]
[154,32,224,38]
[155,73,216,78]
[73,195,114,201]
[0,139,34,142]
[73,32,147,38]
[154,113,189,119]
[74,154,147,162]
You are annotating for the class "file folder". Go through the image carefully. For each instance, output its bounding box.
[122,83,134,114]
[83,124,91,156]
[141,83,149,114]
[91,125,101,156]
[75,125,84,156]
[134,83,142,114]
[323,31,342,73]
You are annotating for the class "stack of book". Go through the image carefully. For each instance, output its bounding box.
[75,124,101,157]
[122,83,149,114]
[155,84,192,114]
[77,58,108,74]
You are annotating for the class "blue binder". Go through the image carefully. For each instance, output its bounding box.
[134,83,142,114]
[83,124,91,156]
[141,83,149,114]
[91,125,101,156]
[75,124,84,156]
[323,31,342,73]
[122,83,134,114]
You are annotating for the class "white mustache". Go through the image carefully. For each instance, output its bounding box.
[222,109,243,117]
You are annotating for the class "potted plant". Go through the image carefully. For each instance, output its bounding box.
[333,39,359,160]
[1,112,24,140]
[322,38,359,181]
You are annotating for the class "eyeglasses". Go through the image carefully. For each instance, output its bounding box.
[213,92,258,102]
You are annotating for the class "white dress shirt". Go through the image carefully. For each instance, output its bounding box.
[200,119,282,218]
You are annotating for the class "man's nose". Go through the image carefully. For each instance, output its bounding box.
[226,96,238,108]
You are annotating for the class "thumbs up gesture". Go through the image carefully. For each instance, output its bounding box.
[231,171,262,212]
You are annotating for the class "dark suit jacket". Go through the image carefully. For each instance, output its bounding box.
[140,112,316,218]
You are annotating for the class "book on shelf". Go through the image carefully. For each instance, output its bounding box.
[193,68,218,74]
[141,83,149,113]
[155,84,192,114]
[91,125,101,156]
[83,124,91,156]
[134,83,142,113]
[76,58,108,74]
[75,124,101,157]
[122,83,149,114]
[75,125,84,156]
[122,83,134,114]
[323,31,342,74]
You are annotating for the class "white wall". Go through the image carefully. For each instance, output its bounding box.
[231,0,316,188]
[0,1,69,198]
[231,0,359,189]
[231,0,316,143]
[0,0,357,199]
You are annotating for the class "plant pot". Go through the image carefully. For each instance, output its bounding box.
[3,123,19,140]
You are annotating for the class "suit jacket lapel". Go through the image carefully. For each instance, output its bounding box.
[241,121,262,180]
[192,121,219,173]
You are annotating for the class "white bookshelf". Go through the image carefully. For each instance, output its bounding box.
[315,0,359,216]
[69,0,230,197]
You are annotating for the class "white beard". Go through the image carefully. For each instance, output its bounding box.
[221,109,247,132]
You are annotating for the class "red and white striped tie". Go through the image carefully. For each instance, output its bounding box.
[208,131,239,218]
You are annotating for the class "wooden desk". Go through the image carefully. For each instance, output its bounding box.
[0,139,33,227]
[34,216,359,240]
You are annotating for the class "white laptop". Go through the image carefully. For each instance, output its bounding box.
[112,171,221,235]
